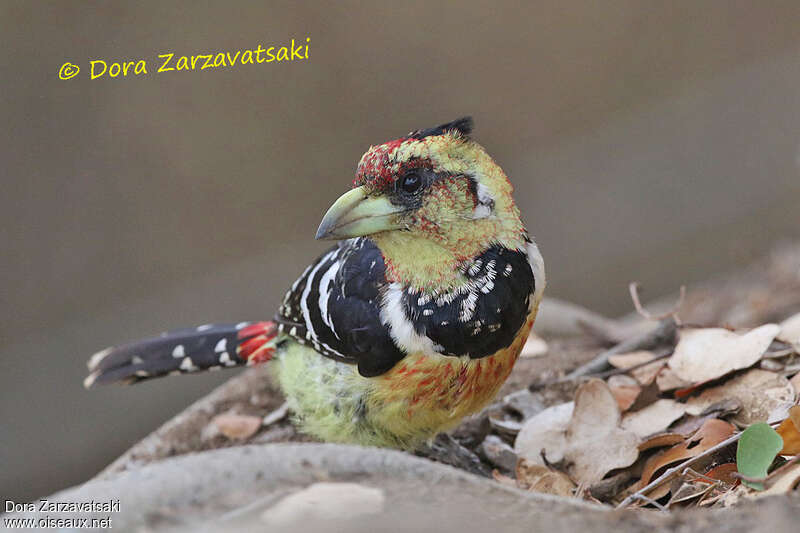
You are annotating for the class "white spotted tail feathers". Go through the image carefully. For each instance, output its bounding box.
[84,321,278,388]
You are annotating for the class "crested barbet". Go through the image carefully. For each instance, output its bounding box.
[84,117,545,449]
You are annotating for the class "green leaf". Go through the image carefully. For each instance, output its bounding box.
[736,423,784,490]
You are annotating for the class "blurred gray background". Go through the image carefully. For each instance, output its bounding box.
[2,1,800,502]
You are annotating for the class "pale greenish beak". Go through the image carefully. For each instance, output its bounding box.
[315,186,407,240]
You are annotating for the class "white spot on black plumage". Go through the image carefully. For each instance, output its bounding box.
[132,356,143,365]
[135,370,149,377]
[318,259,342,340]
[277,323,285,332]
[459,290,479,322]
[235,321,250,330]
[87,347,112,370]
[289,326,297,336]
[423,309,434,316]
[380,283,443,354]
[197,324,213,332]
[503,263,513,276]
[180,357,198,372]
[219,351,235,366]
[172,345,185,358]
[214,338,227,353]
[468,260,482,276]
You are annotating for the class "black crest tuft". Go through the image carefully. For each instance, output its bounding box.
[408,116,473,140]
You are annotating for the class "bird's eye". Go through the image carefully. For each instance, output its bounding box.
[400,173,422,193]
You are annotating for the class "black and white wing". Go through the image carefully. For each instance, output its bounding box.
[276,238,406,377]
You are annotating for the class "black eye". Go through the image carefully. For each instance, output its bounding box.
[400,173,422,193]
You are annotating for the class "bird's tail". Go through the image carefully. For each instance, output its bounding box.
[84,321,279,388]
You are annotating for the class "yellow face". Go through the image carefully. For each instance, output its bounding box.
[316,127,527,290]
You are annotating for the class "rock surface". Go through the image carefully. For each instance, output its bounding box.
[6,443,799,532]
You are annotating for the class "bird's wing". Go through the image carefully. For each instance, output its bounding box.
[276,238,406,377]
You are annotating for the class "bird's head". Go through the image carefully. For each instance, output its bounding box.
[316,117,528,290]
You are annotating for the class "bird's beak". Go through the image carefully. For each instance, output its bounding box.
[316,186,406,240]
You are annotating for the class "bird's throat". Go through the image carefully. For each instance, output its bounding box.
[371,232,482,291]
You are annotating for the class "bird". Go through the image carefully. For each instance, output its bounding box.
[84,117,545,450]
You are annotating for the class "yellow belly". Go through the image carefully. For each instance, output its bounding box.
[273,310,537,449]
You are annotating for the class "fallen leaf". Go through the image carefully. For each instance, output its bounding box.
[639,419,736,487]
[213,413,262,440]
[561,379,640,485]
[700,484,749,507]
[492,469,518,488]
[767,401,796,424]
[516,381,640,485]
[790,372,800,393]
[638,433,685,451]
[776,405,800,455]
[684,369,796,426]
[608,351,663,385]
[521,333,548,358]
[514,402,574,465]
[261,483,385,526]
[608,351,657,369]
[668,325,780,383]
[516,459,575,496]
[530,470,576,497]
[668,481,714,506]
[656,366,692,392]
[736,422,783,490]
[753,463,800,497]
[701,463,739,486]
[607,374,641,412]
[670,399,742,436]
[621,399,686,439]
[777,312,800,351]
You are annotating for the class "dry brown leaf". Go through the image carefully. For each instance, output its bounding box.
[530,471,576,496]
[656,366,692,392]
[700,484,749,507]
[562,379,640,485]
[701,463,739,486]
[670,399,742,436]
[521,333,548,358]
[684,369,796,426]
[608,351,667,385]
[777,312,800,351]
[491,469,518,488]
[516,459,575,496]
[751,464,800,498]
[776,405,800,455]
[609,350,657,369]
[638,433,685,451]
[621,399,686,440]
[607,374,641,412]
[639,419,736,487]
[213,413,262,440]
[515,381,640,485]
[668,325,780,383]
[514,402,574,464]
[668,481,714,506]
[790,372,800,393]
